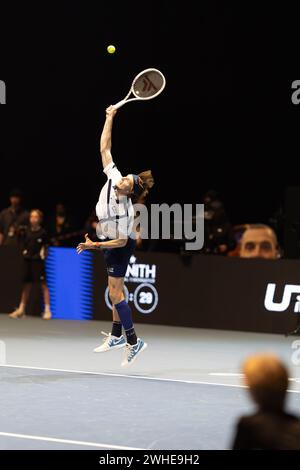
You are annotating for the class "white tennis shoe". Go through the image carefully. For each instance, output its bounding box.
[121,338,147,367]
[94,331,126,353]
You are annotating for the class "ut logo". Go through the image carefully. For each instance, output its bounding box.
[0,80,6,104]
[264,283,300,312]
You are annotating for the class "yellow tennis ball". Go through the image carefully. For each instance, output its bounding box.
[107,45,116,54]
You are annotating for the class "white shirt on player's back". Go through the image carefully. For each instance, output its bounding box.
[95,161,134,240]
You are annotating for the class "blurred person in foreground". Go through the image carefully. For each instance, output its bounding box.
[0,188,29,246]
[9,209,52,320]
[239,224,279,259]
[232,354,300,449]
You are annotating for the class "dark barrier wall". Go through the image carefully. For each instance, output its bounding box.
[0,246,299,334]
[93,251,298,334]
[0,247,23,312]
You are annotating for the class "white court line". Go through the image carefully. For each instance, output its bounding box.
[0,363,300,392]
[209,372,300,383]
[0,431,143,450]
[209,373,243,377]
[0,363,247,388]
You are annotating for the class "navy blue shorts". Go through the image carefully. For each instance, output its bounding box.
[102,238,136,278]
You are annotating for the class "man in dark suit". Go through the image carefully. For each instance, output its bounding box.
[232,354,300,450]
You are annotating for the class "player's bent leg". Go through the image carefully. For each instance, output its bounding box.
[93,277,126,353]
[108,276,148,366]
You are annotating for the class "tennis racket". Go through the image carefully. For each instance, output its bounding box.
[113,68,166,109]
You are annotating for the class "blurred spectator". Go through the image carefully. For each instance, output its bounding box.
[202,190,235,255]
[269,204,285,248]
[227,224,250,257]
[46,202,75,247]
[9,209,52,320]
[232,354,300,449]
[133,172,155,250]
[0,188,29,246]
[239,224,279,259]
[84,209,98,242]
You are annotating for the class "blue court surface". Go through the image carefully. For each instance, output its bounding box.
[0,315,300,450]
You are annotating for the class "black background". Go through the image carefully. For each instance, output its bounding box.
[0,2,299,227]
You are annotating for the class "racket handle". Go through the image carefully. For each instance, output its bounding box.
[113,99,127,110]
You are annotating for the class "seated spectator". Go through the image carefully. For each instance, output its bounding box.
[133,171,154,251]
[227,224,250,257]
[84,209,98,242]
[46,202,75,247]
[268,204,284,248]
[239,224,279,259]
[202,190,235,255]
[0,188,29,246]
[232,354,300,449]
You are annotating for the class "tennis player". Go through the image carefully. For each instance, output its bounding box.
[77,105,154,366]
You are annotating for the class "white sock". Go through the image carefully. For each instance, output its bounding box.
[44,304,51,313]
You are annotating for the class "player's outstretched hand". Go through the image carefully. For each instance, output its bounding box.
[76,233,95,254]
[106,105,117,118]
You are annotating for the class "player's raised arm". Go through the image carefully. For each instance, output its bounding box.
[100,105,117,169]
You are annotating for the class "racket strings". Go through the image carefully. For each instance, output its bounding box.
[133,71,165,99]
